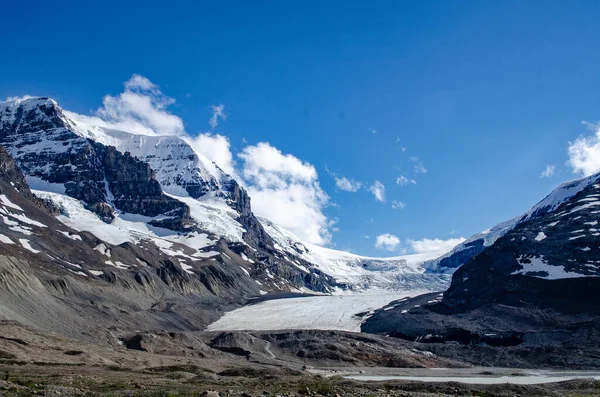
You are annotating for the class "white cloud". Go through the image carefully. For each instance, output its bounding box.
[540,164,556,178]
[3,95,35,103]
[369,128,377,135]
[93,74,184,136]
[369,180,386,202]
[334,176,362,192]
[186,133,236,176]
[396,175,416,186]
[48,75,335,245]
[375,233,401,251]
[407,237,465,256]
[63,75,240,176]
[238,142,332,245]
[568,121,600,176]
[391,200,406,209]
[125,74,158,91]
[410,156,428,174]
[209,104,226,130]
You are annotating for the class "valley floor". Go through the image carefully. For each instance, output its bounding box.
[206,289,430,332]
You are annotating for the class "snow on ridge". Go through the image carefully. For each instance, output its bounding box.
[259,216,446,290]
[33,190,217,255]
[522,172,600,222]
[65,111,231,198]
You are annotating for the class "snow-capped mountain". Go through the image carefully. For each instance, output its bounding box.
[0,95,443,298]
[0,96,337,296]
[446,171,600,308]
[424,173,600,274]
[260,217,451,291]
[425,217,519,273]
[362,171,600,362]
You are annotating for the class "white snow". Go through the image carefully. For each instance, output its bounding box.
[206,289,430,332]
[10,225,33,235]
[535,232,546,241]
[239,266,250,276]
[511,255,594,279]
[89,270,104,276]
[426,217,519,273]
[57,231,81,240]
[33,191,217,259]
[260,217,449,290]
[0,195,23,211]
[523,174,600,221]
[18,239,39,254]
[0,233,14,244]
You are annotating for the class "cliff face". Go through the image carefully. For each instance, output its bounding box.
[0,97,340,307]
[0,97,192,229]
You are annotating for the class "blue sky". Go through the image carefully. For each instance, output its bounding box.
[2,1,600,256]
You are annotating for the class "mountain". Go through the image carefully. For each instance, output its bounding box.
[0,94,478,348]
[260,217,451,291]
[424,217,519,273]
[362,172,600,368]
[424,171,600,274]
[0,96,449,293]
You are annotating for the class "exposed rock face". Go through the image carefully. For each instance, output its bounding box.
[362,173,600,367]
[0,142,336,341]
[0,97,192,229]
[445,173,600,312]
[67,120,273,248]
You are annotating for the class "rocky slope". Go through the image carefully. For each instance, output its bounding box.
[362,172,600,368]
[0,141,344,343]
[0,97,338,296]
[0,96,446,295]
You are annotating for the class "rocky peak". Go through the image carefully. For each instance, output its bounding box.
[0,97,193,230]
[444,172,600,312]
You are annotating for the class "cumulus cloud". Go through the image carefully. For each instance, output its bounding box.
[540,164,556,178]
[334,176,362,192]
[407,237,465,256]
[209,104,226,130]
[369,180,386,202]
[63,74,241,176]
[3,95,35,103]
[375,233,401,251]
[568,121,600,176]
[186,133,236,176]
[93,74,184,136]
[391,200,406,210]
[238,142,332,245]
[396,175,416,186]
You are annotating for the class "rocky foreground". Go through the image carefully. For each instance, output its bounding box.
[0,320,600,397]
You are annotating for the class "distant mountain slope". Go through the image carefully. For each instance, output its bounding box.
[445,172,600,310]
[362,172,600,367]
[260,217,451,291]
[0,96,448,295]
[0,97,339,299]
[425,173,600,274]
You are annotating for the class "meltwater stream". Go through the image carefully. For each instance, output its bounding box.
[344,371,600,384]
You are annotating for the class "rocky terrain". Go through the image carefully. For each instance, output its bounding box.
[1,320,600,397]
[363,173,600,369]
[4,94,600,395]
